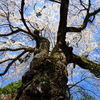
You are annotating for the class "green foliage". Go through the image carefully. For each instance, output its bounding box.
[0,80,22,95]
[0,88,3,94]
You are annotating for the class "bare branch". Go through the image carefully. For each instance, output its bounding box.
[0,29,21,36]
[19,51,33,63]
[0,27,36,38]
[49,0,60,3]
[0,48,25,51]
[0,47,35,76]
[0,0,42,39]
[76,85,100,98]
[20,0,31,34]
[79,0,87,9]
[90,8,100,16]
[18,0,38,38]
[7,11,13,31]
[0,50,26,76]
[71,54,100,77]
[57,0,69,44]
[67,3,100,32]
[69,77,90,89]
[0,58,14,64]
[0,47,34,52]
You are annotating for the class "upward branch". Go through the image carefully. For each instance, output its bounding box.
[20,0,30,32]
[20,0,38,38]
[57,0,69,44]
[67,1,100,32]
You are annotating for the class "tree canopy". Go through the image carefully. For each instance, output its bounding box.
[0,0,100,99]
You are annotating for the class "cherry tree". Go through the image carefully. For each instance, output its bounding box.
[0,0,100,99]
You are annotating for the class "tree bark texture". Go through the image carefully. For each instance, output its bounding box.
[15,34,100,100]
[15,37,70,100]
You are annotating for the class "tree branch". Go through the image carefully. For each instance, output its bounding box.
[71,54,100,77]
[57,0,69,44]
[0,27,36,38]
[18,0,38,38]
[0,47,35,76]
[69,77,90,89]
[0,29,21,36]
[20,0,31,34]
[76,85,100,98]
[67,5,100,32]
[0,50,27,76]
[49,0,60,3]
[0,0,40,39]
[0,58,15,64]
[90,8,100,16]
[19,51,33,63]
[79,0,87,9]
[0,47,34,52]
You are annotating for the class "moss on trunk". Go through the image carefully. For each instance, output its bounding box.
[15,56,69,100]
[15,37,70,100]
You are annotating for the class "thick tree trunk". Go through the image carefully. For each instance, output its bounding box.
[15,38,70,100]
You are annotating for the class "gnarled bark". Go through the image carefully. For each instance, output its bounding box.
[15,38,70,100]
[71,54,100,77]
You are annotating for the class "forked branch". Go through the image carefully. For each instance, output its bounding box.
[0,47,35,76]
[67,1,100,32]
[57,0,69,44]
[0,50,26,76]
